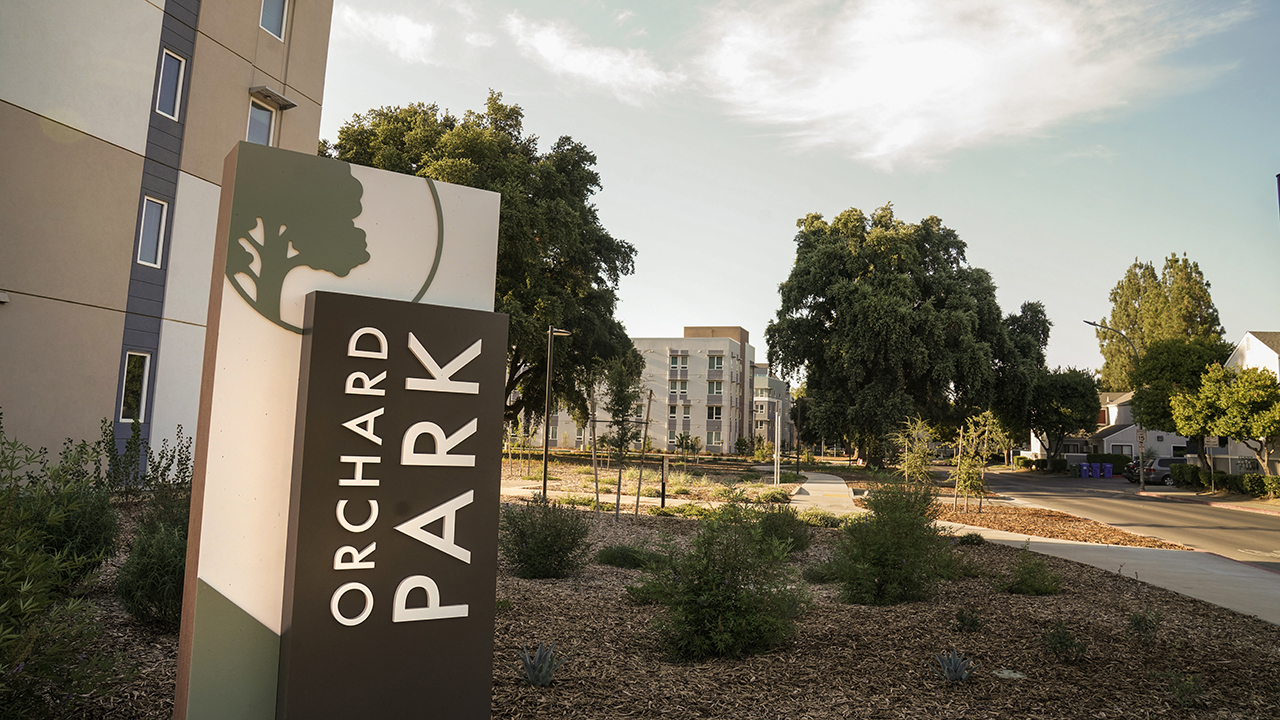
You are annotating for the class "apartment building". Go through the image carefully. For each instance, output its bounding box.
[537,326,756,455]
[752,363,794,448]
[0,0,334,453]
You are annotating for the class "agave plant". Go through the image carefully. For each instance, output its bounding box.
[931,650,976,682]
[517,643,569,686]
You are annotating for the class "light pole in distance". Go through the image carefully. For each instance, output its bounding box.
[1084,320,1146,491]
[542,326,571,498]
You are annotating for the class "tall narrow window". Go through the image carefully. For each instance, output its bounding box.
[137,197,167,267]
[120,352,151,422]
[261,0,287,39]
[155,50,185,120]
[247,100,275,145]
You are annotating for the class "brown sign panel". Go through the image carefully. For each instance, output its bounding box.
[277,291,508,718]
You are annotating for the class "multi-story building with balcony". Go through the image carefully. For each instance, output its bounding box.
[752,363,794,448]
[535,326,756,455]
[1,0,334,453]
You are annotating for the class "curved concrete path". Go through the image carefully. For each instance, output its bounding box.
[788,471,1280,626]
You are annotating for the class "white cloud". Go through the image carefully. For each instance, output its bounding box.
[615,9,636,25]
[697,0,1251,168]
[332,4,438,65]
[465,32,495,47]
[504,12,685,105]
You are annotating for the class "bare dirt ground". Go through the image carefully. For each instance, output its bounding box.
[67,478,1279,719]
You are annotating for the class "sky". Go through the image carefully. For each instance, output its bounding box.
[318,0,1280,376]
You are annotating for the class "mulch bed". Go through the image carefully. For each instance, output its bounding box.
[491,515,1280,719]
[67,503,1278,718]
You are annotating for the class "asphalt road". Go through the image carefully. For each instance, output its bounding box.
[983,470,1280,574]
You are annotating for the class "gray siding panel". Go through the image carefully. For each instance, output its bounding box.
[115,0,202,447]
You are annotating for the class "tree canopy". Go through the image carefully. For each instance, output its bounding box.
[1096,254,1223,391]
[1130,336,1233,468]
[1171,365,1280,476]
[1026,367,1100,459]
[324,92,638,424]
[766,205,1046,464]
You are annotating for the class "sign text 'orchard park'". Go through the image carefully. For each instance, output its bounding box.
[276,291,508,719]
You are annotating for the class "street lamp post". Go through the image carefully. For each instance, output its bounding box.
[542,326,571,498]
[1084,320,1146,491]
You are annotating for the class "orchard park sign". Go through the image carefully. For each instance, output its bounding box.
[175,143,501,720]
[277,291,506,718]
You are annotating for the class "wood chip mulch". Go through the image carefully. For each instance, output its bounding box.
[66,504,1278,719]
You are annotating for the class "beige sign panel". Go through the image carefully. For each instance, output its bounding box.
[176,143,500,720]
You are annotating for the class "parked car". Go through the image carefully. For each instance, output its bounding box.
[1143,457,1187,486]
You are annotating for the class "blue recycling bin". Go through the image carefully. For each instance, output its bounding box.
[1101,463,1113,478]
[1091,463,1101,477]
[1079,464,1089,478]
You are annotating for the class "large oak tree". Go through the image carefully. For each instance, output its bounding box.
[324,92,637,425]
[766,205,1046,464]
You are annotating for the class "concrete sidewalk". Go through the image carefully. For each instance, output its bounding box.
[1130,485,1280,517]
[793,472,1280,626]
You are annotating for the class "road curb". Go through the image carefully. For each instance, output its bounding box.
[1135,491,1280,517]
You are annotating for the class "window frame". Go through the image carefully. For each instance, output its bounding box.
[708,431,722,446]
[707,406,722,421]
[247,99,276,146]
[136,196,168,268]
[120,352,152,422]
[708,355,723,370]
[668,405,677,419]
[260,0,288,40]
[708,381,723,395]
[155,49,186,120]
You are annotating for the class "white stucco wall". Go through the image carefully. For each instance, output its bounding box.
[0,0,163,156]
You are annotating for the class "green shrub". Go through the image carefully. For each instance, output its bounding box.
[1086,453,1132,470]
[1,415,122,719]
[1241,473,1278,497]
[115,522,187,631]
[1170,464,1200,487]
[635,509,810,661]
[755,488,791,504]
[1048,457,1068,473]
[831,478,954,605]
[1169,673,1205,708]
[1032,458,1048,471]
[1220,473,1246,494]
[1041,622,1087,664]
[956,532,986,546]
[801,561,841,584]
[498,498,592,579]
[1000,543,1061,595]
[797,507,844,528]
[1013,456,1030,469]
[596,544,661,569]
[1126,611,1162,642]
[953,606,985,632]
[755,505,811,554]
[778,471,804,483]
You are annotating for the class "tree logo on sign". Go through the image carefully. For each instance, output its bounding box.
[225,145,371,333]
